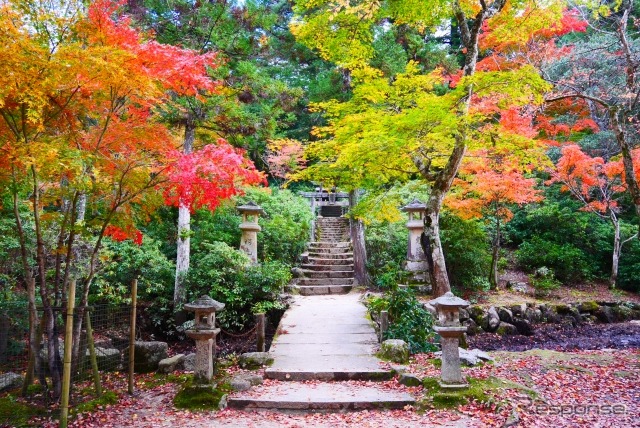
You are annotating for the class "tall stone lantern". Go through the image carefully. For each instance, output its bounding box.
[185,296,225,384]
[401,199,429,285]
[429,292,469,390]
[238,201,264,264]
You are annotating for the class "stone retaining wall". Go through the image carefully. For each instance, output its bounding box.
[425,301,640,336]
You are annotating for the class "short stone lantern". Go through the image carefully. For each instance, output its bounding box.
[429,292,470,390]
[185,296,225,384]
[238,201,264,264]
[401,199,429,285]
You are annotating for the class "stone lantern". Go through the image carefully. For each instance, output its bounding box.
[429,292,470,390]
[185,295,225,384]
[238,201,264,264]
[401,199,428,284]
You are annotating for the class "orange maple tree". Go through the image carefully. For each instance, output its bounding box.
[447,151,541,289]
[0,0,263,398]
[548,145,639,288]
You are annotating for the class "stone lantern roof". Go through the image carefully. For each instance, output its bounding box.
[184,295,225,313]
[401,199,427,213]
[237,201,264,214]
[429,292,469,309]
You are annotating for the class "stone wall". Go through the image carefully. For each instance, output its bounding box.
[425,301,640,336]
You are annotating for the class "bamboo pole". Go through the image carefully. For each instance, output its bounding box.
[256,313,265,352]
[59,279,76,428]
[85,309,101,397]
[128,279,138,395]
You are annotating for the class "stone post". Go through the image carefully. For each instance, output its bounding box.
[401,199,429,286]
[429,292,469,390]
[237,201,264,264]
[185,296,225,384]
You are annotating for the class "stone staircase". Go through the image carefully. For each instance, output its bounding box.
[297,217,354,296]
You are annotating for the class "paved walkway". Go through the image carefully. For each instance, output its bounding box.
[264,292,392,381]
[228,291,415,410]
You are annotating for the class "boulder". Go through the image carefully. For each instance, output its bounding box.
[512,318,534,336]
[398,373,422,387]
[525,307,542,323]
[496,322,518,335]
[541,306,561,323]
[89,347,121,371]
[424,303,437,318]
[467,306,485,324]
[578,301,600,313]
[229,373,262,392]
[458,308,470,321]
[612,305,633,321]
[435,348,493,366]
[291,267,304,278]
[595,306,614,323]
[481,307,501,333]
[239,352,274,369]
[506,282,528,293]
[379,339,410,364]
[463,319,479,336]
[0,372,23,392]
[124,341,168,373]
[560,316,576,328]
[230,377,251,392]
[183,353,196,371]
[157,354,186,374]
[510,304,526,318]
[554,304,572,315]
[497,307,513,324]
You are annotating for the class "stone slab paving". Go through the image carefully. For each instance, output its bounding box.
[264,292,394,381]
[228,382,415,411]
[226,292,415,411]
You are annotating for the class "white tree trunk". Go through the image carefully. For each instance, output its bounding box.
[174,119,195,310]
[610,214,621,289]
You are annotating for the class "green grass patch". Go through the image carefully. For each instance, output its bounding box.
[173,381,231,411]
[420,376,536,409]
[71,390,118,415]
[0,394,46,427]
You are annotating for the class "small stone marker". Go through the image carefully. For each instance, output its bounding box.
[238,201,264,264]
[429,291,470,390]
[184,296,224,384]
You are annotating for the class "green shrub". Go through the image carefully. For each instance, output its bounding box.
[529,267,561,297]
[367,287,437,354]
[440,213,491,291]
[516,236,592,282]
[187,242,290,331]
[506,200,612,278]
[365,221,407,289]
[618,239,640,292]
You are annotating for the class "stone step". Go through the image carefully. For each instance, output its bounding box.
[307,252,353,259]
[308,241,351,247]
[264,356,393,381]
[301,264,354,271]
[227,382,413,411]
[307,257,354,266]
[306,247,352,254]
[296,285,353,296]
[300,270,354,279]
[298,278,355,286]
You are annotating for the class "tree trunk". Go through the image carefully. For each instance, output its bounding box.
[420,141,466,297]
[489,215,500,290]
[610,109,640,234]
[610,214,621,289]
[348,190,369,286]
[174,117,196,314]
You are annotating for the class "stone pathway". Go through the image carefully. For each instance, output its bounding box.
[228,292,415,410]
